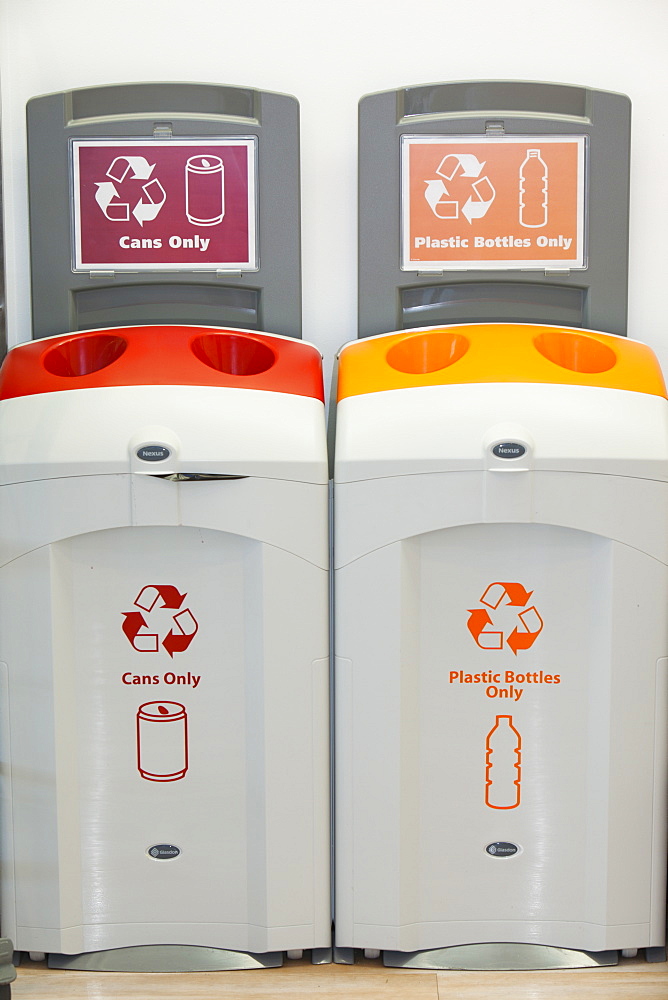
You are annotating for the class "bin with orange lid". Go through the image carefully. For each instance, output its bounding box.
[0,325,330,970]
[334,322,668,968]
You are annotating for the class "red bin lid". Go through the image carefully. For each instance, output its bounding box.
[0,325,324,402]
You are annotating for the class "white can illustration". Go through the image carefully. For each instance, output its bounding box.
[185,155,225,226]
[137,701,188,782]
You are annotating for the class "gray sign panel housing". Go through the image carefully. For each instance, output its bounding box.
[27,82,301,339]
[359,80,630,338]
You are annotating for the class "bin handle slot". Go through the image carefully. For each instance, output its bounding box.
[151,473,249,482]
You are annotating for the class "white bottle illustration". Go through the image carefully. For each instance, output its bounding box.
[485,715,522,809]
[519,149,548,228]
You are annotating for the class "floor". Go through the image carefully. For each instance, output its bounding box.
[10,952,668,1000]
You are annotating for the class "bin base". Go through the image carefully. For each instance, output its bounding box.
[311,947,333,964]
[333,947,356,965]
[48,945,284,971]
[382,943,619,970]
[0,941,16,985]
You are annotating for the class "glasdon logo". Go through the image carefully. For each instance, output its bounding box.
[148,843,181,860]
[486,841,519,858]
[137,445,170,462]
[492,442,526,460]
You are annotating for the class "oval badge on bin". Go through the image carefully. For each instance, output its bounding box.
[486,841,519,858]
[137,445,171,462]
[148,844,181,861]
[492,442,526,460]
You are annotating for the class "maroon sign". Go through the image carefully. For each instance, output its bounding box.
[71,139,257,271]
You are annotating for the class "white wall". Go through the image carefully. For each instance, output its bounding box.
[1,0,667,388]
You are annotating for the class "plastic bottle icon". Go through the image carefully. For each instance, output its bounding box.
[185,155,225,226]
[519,149,548,228]
[485,715,521,809]
[137,701,188,782]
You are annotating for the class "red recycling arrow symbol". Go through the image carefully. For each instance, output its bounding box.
[122,611,159,652]
[134,585,186,612]
[163,609,199,658]
[122,586,198,655]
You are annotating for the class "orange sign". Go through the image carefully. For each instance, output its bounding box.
[401,135,586,270]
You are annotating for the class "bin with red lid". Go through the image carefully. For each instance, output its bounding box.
[0,325,330,971]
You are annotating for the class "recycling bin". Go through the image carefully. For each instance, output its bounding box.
[0,325,330,970]
[334,323,668,968]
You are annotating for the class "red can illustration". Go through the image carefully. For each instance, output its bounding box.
[185,154,225,226]
[137,701,188,782]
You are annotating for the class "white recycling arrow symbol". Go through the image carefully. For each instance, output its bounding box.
[437,153,485,180]
[107,156,155,182]
[94,156,167,227]
[424,153,496,224]
[462,176,496,224]
[424,179,455,218]
[95,181,129,221]
[131,178,167,226]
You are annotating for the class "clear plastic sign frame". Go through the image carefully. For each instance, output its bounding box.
[401,134,587,272]
[71,137,258,273]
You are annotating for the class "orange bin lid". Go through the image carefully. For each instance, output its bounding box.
[337,324,667,401]
[0,325,324,402]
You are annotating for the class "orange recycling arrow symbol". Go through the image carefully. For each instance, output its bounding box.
[467,582,543,655]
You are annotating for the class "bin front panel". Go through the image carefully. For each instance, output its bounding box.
[335,519,668,952]
[1,520,330,953]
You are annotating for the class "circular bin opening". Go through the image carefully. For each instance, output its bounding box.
[533,330,616,374]
[44,333,128,378]
[191,333,276,376]
[386,330,469,375]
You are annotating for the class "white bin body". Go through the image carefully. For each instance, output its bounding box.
[335,382,668,954]
[0,385,330,956]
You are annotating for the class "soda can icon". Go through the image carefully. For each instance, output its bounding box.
[185,155,225,226]
[137,701,188,782]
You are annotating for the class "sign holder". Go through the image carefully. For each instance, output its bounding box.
[27,82,302,339]
[359,80,631,338]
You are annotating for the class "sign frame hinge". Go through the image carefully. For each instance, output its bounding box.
[153,122,173,139]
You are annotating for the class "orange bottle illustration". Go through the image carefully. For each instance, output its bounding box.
[485,715,521,809]
[519,149,548,228]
